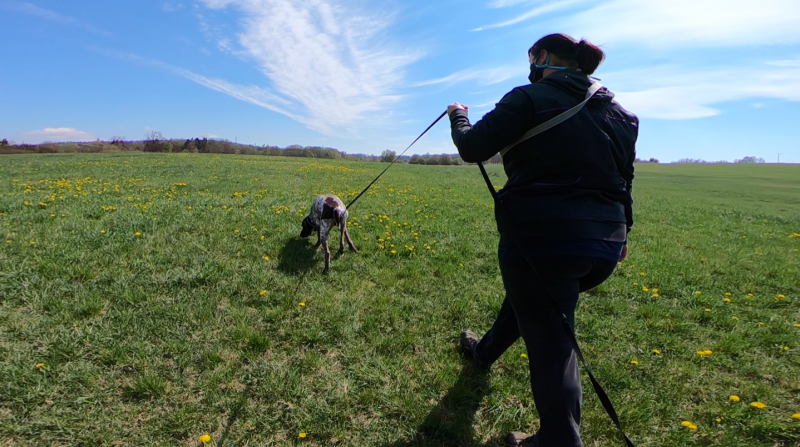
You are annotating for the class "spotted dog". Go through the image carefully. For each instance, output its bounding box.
[300,195,357,274]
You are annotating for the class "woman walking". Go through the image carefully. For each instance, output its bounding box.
[448,33,638,447]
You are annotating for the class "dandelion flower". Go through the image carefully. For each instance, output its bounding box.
[260,235,265,241]
[697,350,713,356]
[35,362,45,368]
[725,292,732,297]
[681,421,697,430]
[652,349,661,355]
[781,346,789,352]
[642,286,649,292]
[101,229,106,234]
[747,293,754,298]
[723,298,731,303]
[298,432,307,439]
[695,291,702,296]
[732,316,739,321]
[758,322,765,327]
[704,308,712,312]
[639,271,646,276]
[652,288,659,294]
[630,359,639,365]
[777,294,786,299]
[199,434,211,443]
[633,282,639,286]
[794,323,800,328]
[299,302,306,307]
[259,290,267,296]
[750,402,767,409]
[263,255,270,261]
[135,232,141,237]
[730,395,740,402]
[792,413,800,420]
[521,353,528,358]
[652,293,660,298]
[391,250,397,254]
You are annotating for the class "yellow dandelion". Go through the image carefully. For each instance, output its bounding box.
[135,232,141,237]
[792,413,800,420]
[642,286,649,292]
[704,308,712,312]
[639,271,646,276]
[758,322,765,327]
[723,298,731,303]
[234,229,240,234]
[652,349,662,355]
[725,292,732,297]
[199,434,211,443]
[695,291,702,296]
[391,250,397,254]
[521,353,528,358]
[259,290,267,296]
[750,402,766,409]
[652,288,659,294]
[777,294,786,299]
[298,432,307,439]
[732,316,739,321]
[730,395,740,402]
[681,421,698,430]
[260,235,265,241]
[263,255,270,261]
[630,359,639,365]
[30,240,36,246]
[780,346,789,352]
[101,229,106,234]
[747,293,754,298]
[697,349,713,356]
[794,323,800,328]
[187,206,193,210]
[652,293,660,298]
[633,282,639,286]
[35,362,45,368]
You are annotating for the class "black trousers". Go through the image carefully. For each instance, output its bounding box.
[474,236,618,447]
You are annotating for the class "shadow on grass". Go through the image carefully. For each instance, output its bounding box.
[383,359,502,447]
[277,237,320,275]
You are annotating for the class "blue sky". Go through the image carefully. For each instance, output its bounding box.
[2,0,800,163]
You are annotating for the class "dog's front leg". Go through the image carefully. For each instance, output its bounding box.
[314,230,322,248]
[320,228,331,274]
[344,224,357,253]
[338,223,346,255]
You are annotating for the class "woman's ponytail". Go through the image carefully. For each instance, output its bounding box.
[575,39,604,75]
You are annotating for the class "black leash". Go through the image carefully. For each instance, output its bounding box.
[476,162,636,447]
[345,111,447,210]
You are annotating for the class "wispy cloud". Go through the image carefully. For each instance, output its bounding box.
[22,127,95,142]
[474,0,586,31]
[563,0,800,48]
[412,65,526,87]
[606,60,800,120]
[193,0,419,134]
[1,1,110,35]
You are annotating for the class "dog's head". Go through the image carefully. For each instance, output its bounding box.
[300,215,315,238]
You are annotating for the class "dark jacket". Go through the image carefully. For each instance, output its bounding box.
[450,69,638,242]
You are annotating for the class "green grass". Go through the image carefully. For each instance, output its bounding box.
[1,153,798,446]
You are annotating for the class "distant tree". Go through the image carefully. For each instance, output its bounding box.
[734,156,765,164]
[0,139,8,147]
[143,131,165,152]
[380,149,396,162]
[649,158,659,163]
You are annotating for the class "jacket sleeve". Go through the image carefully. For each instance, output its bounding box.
[622,117,638,237]
[449,88,535,163]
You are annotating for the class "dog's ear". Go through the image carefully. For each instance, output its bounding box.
[333,208,347,225]
[300,216,314,237]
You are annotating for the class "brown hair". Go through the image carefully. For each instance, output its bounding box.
[529,33,604,75]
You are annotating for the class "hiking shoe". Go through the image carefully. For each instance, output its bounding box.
[505,432,535,446]
[460,330,486,368]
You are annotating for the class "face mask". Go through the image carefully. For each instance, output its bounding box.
[528,51,570,83]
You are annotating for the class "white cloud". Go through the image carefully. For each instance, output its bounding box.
[412,65,526,87]
[1,1,110,35]
[194,0,419,134]
[23,127,96,142]
[562,0,800,48]
[474,0,587,31]
[606,60,800,120]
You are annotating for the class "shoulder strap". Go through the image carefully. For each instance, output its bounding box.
[500,82,603,158]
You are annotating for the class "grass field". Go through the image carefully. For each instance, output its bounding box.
[1,153,799,447]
